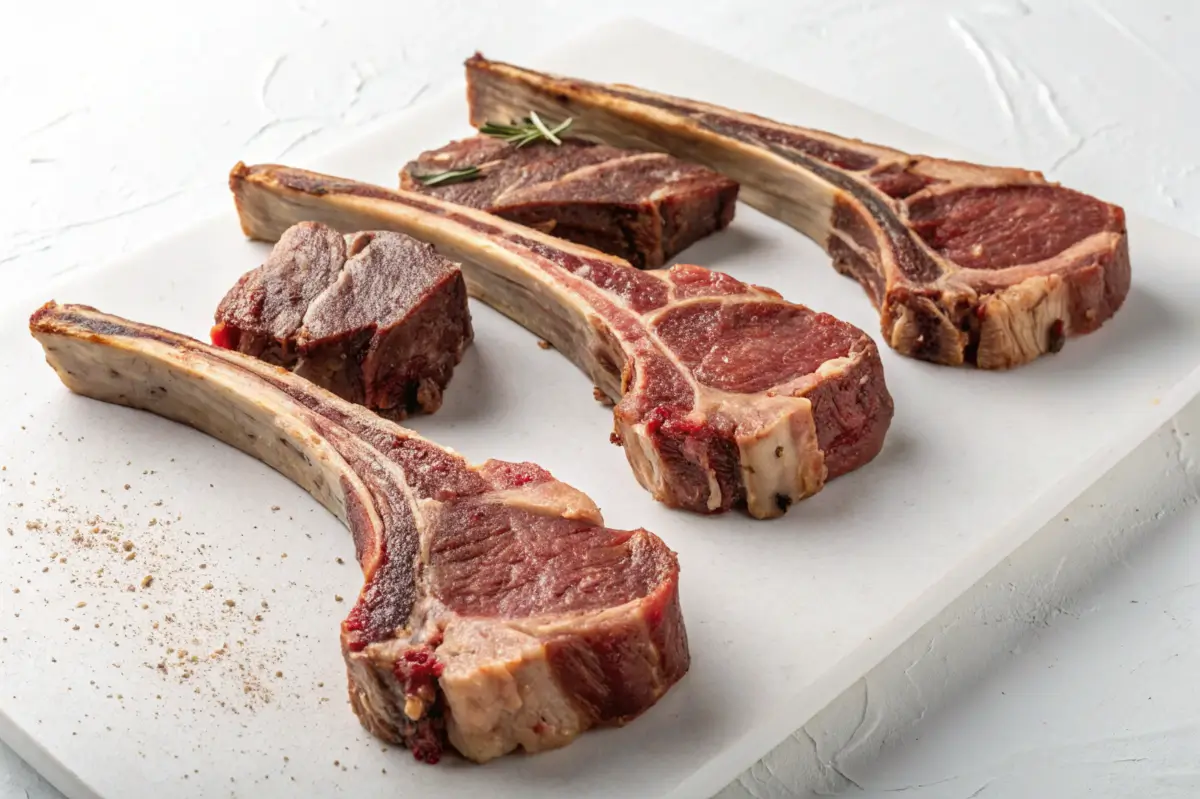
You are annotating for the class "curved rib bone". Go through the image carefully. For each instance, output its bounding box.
[30,302,689,764]
[463,54,1131,370]
[229,163,893,519]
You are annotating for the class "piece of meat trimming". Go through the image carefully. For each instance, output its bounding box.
[463,54,1131,370]
[212,223,473,419]
[400,135,739,268]
[31,302,688,764]
[228,162,895,519]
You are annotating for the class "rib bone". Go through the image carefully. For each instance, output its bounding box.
[229,163,893,518]
[464,54,1131,369]
[30,302,689,764]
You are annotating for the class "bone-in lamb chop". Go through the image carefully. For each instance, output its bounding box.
[463,55,1131,370]
[229,163,894,519]
[400,135,739,268]
[30,302,688,764]
[212,223,473,419]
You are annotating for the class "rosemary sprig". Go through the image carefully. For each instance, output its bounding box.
[480,111,574,148]
[528,110,567,145]
[413,166,482,187]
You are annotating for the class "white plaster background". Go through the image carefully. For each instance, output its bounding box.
[2,1,1196,797]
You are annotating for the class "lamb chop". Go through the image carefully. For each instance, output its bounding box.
[400,134,738,268]
[229,162,894,519]
[212,223,472,419]
[463,54,1131,370]
[30,302,689,764]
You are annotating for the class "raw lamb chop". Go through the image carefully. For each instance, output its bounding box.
[400,135,739,268]
[30,301,688,764]
[212,222,472,419]
[229,162,894,519]
[464,54,1131,370]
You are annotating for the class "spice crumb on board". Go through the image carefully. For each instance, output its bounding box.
[17,492,290,711]
[537,339,552,350]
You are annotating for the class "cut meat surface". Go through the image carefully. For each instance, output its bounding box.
[30,302,688,764]
[229,162,894,519]
[212,222,472,419]
[463,54,1131,370]
[400,135,739,268]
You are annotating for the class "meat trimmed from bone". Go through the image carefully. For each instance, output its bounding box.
[463,54,1131,370]
[212,222,473,419]
[30,301,689,764]
[229,162,894,519]
[400,135,739,268]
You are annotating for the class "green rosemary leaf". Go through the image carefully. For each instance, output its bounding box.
[478,122,522,137]
[528,111,563,145]
[414,166,482,187]
[480,113,574,148]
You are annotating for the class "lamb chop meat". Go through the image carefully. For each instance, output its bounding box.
[212,222,472,419]
[464,54,1131,370]
[30,302,688,764]
[400,135,738,268]
[229,162,894,519]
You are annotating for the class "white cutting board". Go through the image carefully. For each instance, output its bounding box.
[4,19,1200,799]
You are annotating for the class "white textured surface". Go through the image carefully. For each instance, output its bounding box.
[3,2,1198,798]
[722,402,1200,799]
[858,428,1200,799]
